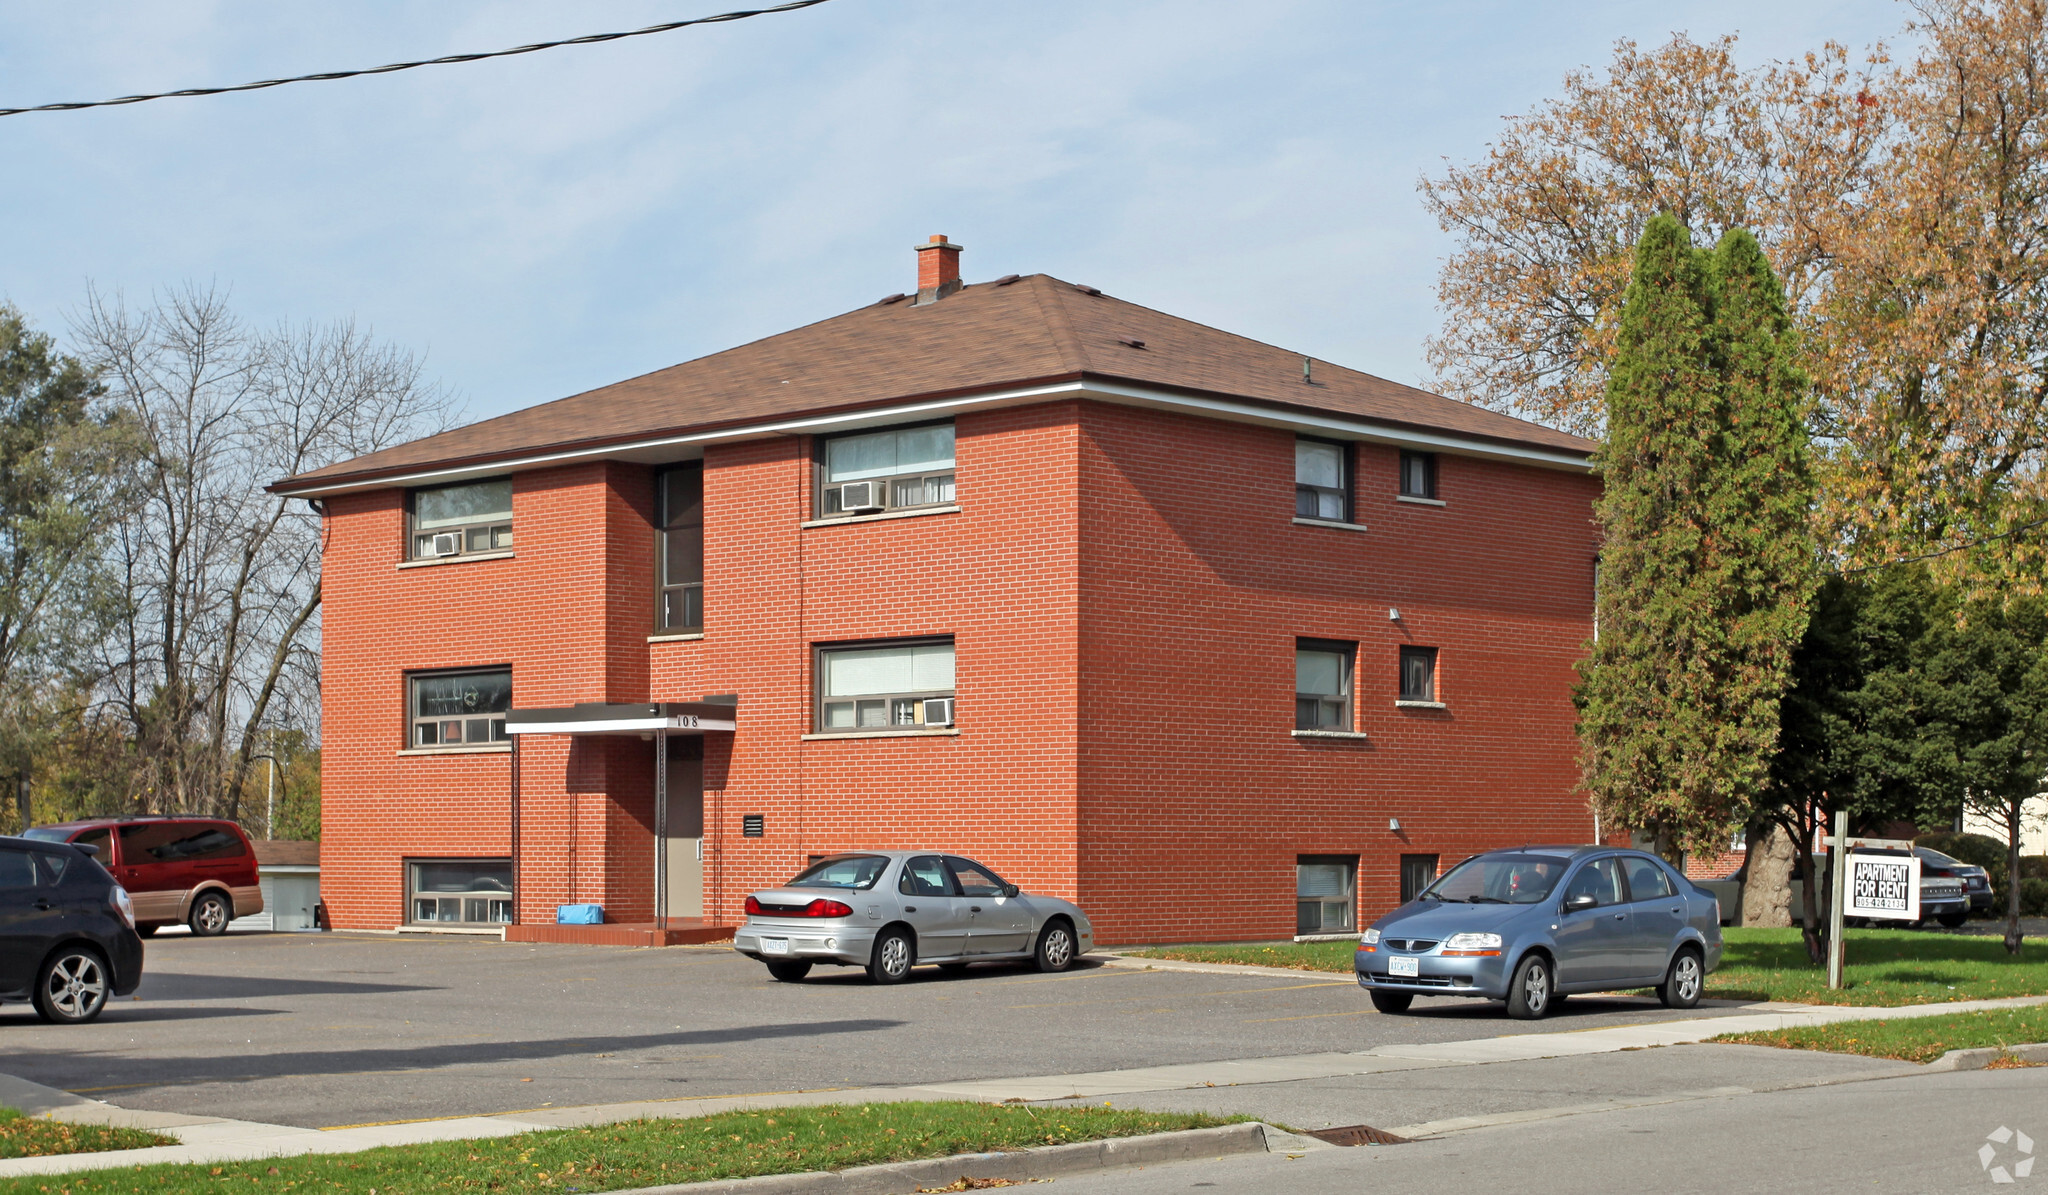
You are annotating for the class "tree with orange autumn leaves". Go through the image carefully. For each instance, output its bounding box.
[1423,0,2048,583]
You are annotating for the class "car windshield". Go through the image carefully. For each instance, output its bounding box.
[1423,853,1570,904]
[785,855,890,890]
[19,828,66,841]
[1917,848,1962,867]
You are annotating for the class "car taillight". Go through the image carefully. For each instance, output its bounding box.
[744,896,764,916]
[805,899,854,918]
[1927,867,1955,878]
[110,886,136,929]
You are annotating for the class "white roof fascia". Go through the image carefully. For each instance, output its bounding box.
[504,716,735,737]
[276,379,1590,498]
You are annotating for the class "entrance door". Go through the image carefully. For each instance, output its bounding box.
[659,744,704,921]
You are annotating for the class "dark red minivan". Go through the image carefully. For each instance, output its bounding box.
[25,818,263,936]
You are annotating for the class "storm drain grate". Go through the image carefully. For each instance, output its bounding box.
[1306,1124,1413,1147]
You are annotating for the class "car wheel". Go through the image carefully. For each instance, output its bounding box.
[764,959,813,983]
[868,928,914,984]
[33,947,110,1025]
[1034,920,1077,973]
[1368,990,1413,1014]
[1937,912,1968,929]
[1657,947,1704,1009]
[1506,953,1553,1020]
[188,891,232,937]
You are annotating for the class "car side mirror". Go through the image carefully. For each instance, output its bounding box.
[1564,893,1597,913]
[1002,884,1019,899]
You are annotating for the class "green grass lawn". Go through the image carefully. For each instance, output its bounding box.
[1708,928,2048,1005]
[1125,927,2048,1006]
[0,1107,171,1159]
[0,1102,1242,1195]
[1124,940,1359,973]
[1713,1004,2048,1063]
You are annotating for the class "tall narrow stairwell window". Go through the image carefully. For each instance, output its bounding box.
[658,464,704,632]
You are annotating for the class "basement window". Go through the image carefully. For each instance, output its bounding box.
[816,639,955,732]
[408,859,513,926]
[816,423,956,518]
[410,478,513,559]
[1297,856,1358,934]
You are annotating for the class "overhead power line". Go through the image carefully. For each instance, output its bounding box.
[0,0,834,118]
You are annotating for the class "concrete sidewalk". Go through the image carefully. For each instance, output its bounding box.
[5,990,2046,1178]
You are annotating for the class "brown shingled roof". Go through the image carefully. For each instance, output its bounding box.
[275,274,1590,493]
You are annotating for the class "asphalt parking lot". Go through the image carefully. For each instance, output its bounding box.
[1,932,1761,1129]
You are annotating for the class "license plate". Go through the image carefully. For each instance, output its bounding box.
[1389,955,1419,978]
[761,938,790,955]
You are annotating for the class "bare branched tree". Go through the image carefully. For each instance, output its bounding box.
[72,285,458,827]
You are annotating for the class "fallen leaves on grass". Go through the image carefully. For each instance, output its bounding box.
[0,1108,172,1160]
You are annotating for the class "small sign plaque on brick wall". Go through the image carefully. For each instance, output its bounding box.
[742,814,764,838]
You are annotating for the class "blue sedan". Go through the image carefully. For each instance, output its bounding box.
[1356,845,1722,1019]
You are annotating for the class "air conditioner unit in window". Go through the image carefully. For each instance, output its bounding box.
[835,481,884,513]
[922,697,954,727]
[430,532,463,557]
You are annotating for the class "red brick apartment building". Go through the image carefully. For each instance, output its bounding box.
[272,237,1601,946]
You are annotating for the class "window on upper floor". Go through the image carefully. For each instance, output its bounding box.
[816,422,956,519]
[1295,639,1354,731]
[1399,451,1438,500]
[409,668,512,749]
[657,464,703,632]
[1399,646,1439,703]
[1294,437,1351,522]
[815,639,954,732]
[411,478,513,559]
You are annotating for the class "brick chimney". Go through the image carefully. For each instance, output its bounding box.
[913,235,963,305]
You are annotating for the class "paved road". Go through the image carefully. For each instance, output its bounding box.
[1050,1040,1918,1132]
[1052,1065,2048,1194]
[0,932,1759,1128]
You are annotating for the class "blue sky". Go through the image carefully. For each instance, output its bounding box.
[1,1,1906,425]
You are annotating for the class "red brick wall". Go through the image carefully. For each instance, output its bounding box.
[1074,404,1601,943]
[650,403,1082,929]
[319,462,666,929]
[318,398,1597,943]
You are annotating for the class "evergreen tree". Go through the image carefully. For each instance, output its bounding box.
[1577,215,1817,857]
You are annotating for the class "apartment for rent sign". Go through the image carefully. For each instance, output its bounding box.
[1844,852,1920,921]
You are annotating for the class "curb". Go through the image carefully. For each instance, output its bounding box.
[1924,1042,2048,1071]
[594,1122,1287,1194]
[1098,952,1357,981]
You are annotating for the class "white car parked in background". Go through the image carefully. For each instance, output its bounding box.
[733,852,1093,984]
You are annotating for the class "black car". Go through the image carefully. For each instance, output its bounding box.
[1917,847,1995,919]
[1,835,145,1023]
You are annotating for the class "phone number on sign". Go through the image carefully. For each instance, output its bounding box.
[1852,863,1912,911]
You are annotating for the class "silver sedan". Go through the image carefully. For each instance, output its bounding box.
[732,851,1094,983]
